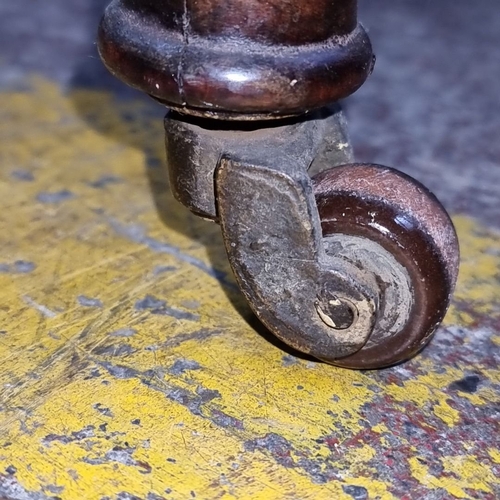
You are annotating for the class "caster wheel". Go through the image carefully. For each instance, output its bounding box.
[98,0,460,369]
[313,164,459,369]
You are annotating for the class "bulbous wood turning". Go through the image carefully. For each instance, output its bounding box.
[98,0,374,118]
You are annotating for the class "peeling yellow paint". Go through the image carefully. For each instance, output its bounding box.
[441,456,495,496]
[446,216,500,326]
[409,457,466,498]
[489,449,500,465]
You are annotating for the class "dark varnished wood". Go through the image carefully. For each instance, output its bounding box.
[313,164,460,368]
[119,0,357,43]
[98,0,373,117]
[183,0,357,44]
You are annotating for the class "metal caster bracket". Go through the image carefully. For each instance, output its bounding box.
[165,109,459,368]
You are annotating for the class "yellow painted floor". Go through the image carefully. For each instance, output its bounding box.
[0,78,499,499]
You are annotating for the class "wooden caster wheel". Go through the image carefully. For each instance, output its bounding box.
[313,164,460,368]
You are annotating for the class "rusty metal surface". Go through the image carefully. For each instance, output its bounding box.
[164,106,352,220]
[216,155,379,362]
[166,108,377,359]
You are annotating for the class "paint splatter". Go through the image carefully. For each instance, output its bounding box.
[135,295,200,321]
[77,295,103,308]
[36,189,75,203]
[87,175,123,189]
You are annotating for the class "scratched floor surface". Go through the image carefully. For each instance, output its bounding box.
[0,1,499,499]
